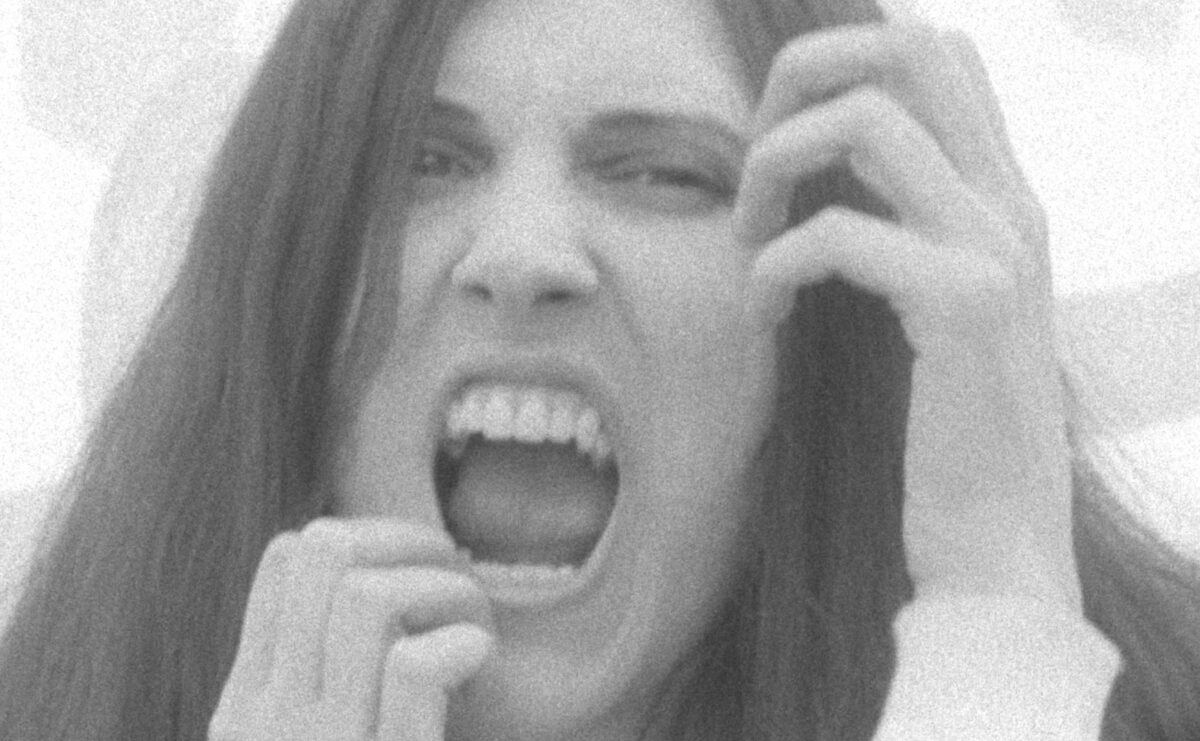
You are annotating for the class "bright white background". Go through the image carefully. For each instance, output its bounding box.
[2,0,1199,605]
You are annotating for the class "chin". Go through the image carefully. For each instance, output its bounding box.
[436,465,750,741]
[346,351,760,740]
[442,613,686,741]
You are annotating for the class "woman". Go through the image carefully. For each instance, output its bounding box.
[2,0,1198,738]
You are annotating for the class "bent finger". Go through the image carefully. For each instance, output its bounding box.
[271,518,464,697]
[938,29,1049,252]
[756,24,1031,233]
[299,517,462,567]
[220,531,300,697]
[735,86,982,246]
[745,206,1017,352]
[758,24,993,172]
[323,568,493,717]
[377,624,494,741]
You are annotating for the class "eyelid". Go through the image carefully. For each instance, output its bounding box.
[437,130,489,156]
[582,156,737,217]
[415,134,494,176]
[581,124,740,171]
[591,149,738,195]
[417,106,494,158]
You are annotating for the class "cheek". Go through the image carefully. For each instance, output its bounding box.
[334,372,444,525]
[616,216,752,326]
[631,227,767,395]
[334,388,402,517]
[392,210,465,332]
[624,224,776,471]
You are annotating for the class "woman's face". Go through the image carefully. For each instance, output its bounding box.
[340,0,772,736]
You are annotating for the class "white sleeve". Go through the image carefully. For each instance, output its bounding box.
[875,595,1121,740]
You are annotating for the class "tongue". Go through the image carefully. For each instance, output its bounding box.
[442,440,616,566]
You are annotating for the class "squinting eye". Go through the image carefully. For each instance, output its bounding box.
[411,140,488,201]
[598,161,735,215]
[414,148,476,180]
[627,168,718,191]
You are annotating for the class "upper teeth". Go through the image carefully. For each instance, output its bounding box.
[443,384,614,468]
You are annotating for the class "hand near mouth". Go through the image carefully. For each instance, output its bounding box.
[209,518,495,740]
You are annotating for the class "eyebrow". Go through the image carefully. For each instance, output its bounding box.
[583,110,748,159]
[424,98,748,159]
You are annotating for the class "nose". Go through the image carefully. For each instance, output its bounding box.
[451,159,598,314]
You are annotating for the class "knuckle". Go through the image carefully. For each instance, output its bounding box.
[807,204,859,241]
[336,567,484,615]
[770,34,809,82]
[261,531,300,560]
[742,137,768,174]
[413,568,487,608]
[744,132,785,183]
[1015,196,1050,247]
[297,519,356,564]
[304,517,457,566]
[982,266,1019,305]
[385,623,492,687]
[384,634,438,682]
[256,531,301,575]
[207,712,244,741]
[843,85,900,132]
[884,20,942,68]
[939,28,978,56]
[960,262,1019,318]
[378,518,458,552]
[299,516,348,544]
[894,20,941,48]
[331,568,384,604]
[295,525,355,572]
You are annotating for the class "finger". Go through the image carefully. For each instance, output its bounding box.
[735,85,984,245]
[323,568,493,723]
[377,624,494,741]
[938,29,1049,253]
[745,206,1016,351]
[219,531,300,698]
[301,517,464,566]
[270,518,466,698]
[755,23,1019,214]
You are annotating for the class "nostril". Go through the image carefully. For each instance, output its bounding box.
[540,289,575,305]
[452,247,598,309]
[465,284,493,302]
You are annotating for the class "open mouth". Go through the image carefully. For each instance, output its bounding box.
[434,383,619,581]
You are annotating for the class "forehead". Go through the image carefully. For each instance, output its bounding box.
[435,0,753,131]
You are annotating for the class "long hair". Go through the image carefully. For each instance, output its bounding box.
[0,0,467,736]
[645,9,912,738]
[1,0,1198,739]
[674,2,1200,740]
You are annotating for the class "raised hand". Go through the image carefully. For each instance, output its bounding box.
[209,519,494,741]
[736,22,1080,610]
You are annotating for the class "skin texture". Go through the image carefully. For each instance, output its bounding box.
[216,0,776,739]
[211,0,1083,739]
[737,23,1079,609]
[343,0,774,738]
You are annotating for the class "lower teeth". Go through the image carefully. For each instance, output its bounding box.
[470,559,582,585]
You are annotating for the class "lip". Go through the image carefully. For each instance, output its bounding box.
[428,350,625,608]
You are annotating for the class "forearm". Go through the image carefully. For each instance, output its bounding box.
[876,595,1120,740]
